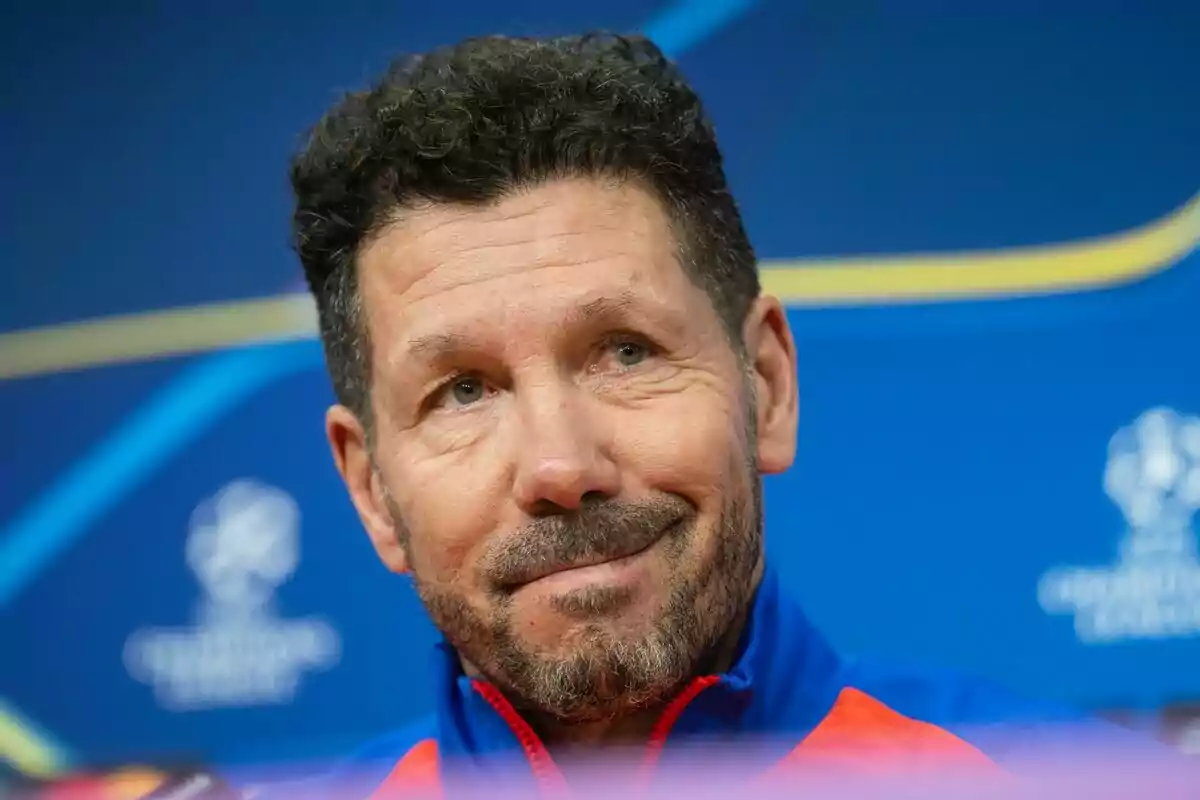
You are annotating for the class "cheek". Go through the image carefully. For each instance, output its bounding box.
[381,437,509,586]
[614,386,748,502]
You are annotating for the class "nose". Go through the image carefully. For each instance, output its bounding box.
[511,377,621,514]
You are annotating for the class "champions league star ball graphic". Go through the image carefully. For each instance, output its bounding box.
[1104,408,1200,563]
[1038,407,1200,643]
[185,481,301,622]
[124,480,341,711]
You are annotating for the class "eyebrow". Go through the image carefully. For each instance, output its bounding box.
[402,290,660,363]
[562,291,639,329]
[404,331,476,362]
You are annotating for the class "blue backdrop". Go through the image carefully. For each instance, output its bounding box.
[2,0,1198,776]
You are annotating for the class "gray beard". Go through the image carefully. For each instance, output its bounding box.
[396,471,763,724]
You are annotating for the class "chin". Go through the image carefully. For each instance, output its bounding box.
[516,588,666,651]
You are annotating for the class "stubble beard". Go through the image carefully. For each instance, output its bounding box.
[392,477,762,726]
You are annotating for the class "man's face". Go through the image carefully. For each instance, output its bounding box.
[328,177,799,722]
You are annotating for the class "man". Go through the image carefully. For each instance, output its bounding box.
[288,33,1119,798]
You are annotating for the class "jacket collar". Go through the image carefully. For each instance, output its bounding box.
[429,564,844,786]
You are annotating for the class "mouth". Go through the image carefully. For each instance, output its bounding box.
[501,518,682,593]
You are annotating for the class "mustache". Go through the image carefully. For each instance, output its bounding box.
[480,496,692,591]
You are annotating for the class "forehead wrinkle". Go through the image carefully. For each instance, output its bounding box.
[363,179,678,303]
[406,186,659,268]
[439,217,637,274]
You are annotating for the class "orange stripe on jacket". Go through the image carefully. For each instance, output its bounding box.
[772,687,1003,775]
[371,738,442,798]
[370,689,1002,795]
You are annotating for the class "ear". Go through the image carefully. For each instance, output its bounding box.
[741,295,799,474]
[326,405,411,574]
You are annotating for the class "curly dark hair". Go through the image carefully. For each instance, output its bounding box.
[290,33,760,425]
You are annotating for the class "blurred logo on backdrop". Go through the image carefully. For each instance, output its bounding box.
[123,480,342,711]
[1038,407,1200,643]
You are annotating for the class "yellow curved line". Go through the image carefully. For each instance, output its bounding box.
[0,294,319,381]
[762,189,1200,304]
[0,698,69,777]
[0,189,1197,381]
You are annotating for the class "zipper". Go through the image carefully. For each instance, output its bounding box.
[637,675,721,785]
[471,680,569,796]
[473,675,721,796]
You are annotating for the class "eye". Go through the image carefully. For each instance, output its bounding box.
[434,375,488,409]
[606,338,654,370]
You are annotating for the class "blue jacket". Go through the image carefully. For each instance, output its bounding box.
[284,566,1139,798]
